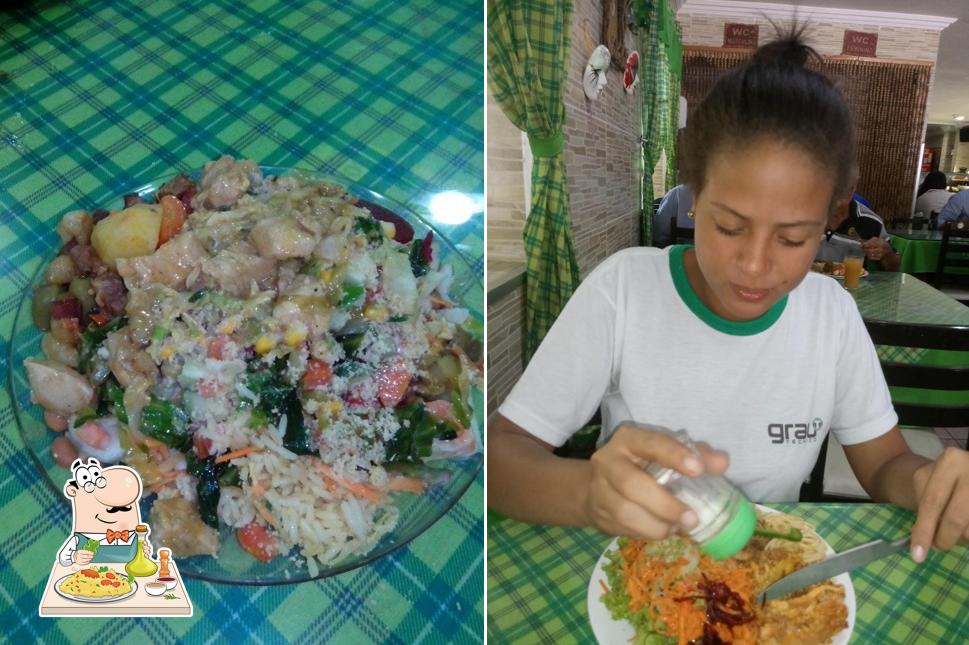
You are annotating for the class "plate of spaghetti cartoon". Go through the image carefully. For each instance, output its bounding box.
[54,566,138,603]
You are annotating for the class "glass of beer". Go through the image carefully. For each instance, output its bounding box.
[843,249,865,289]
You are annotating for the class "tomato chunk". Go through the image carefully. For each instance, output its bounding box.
[302,358,332,390]
[236,522,278,563]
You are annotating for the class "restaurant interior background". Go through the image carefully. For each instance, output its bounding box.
[487,0,969,419]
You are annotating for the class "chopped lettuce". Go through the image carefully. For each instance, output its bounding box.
[386,403,457,464]
[140,396,191,452]
[601,538,677,645]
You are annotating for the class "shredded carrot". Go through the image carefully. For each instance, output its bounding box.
[146,470,181,493]
[616,539,760,645]
[599,579,610,594]
[385,476,425,494]
[429,292,454,309]
[214,446,265,464]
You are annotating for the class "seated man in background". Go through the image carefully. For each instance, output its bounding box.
[937,187,969,227]
[652,184,692,247]
[817,187,900,271]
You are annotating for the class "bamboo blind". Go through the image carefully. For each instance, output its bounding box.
[681,47,932,222]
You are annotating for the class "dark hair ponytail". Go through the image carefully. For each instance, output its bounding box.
[682,25,855,207]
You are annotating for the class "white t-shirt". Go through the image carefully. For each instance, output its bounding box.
[499,246,897,502]
[915,189,952,217]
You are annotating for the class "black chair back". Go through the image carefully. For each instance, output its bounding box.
[934,224,969,298]
[801,320,969,501]
[671,214,695,245]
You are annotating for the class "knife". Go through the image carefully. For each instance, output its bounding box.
[757,536,910,604]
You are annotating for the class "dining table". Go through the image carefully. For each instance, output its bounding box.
[0,0,483,642]
[846,271,969,407]
[887,228,944,275]
[487,503,969,644]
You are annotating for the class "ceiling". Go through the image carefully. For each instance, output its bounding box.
[726,0,969,125]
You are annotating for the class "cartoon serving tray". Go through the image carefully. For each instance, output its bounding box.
[38,458,193,617]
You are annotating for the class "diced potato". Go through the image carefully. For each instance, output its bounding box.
[90,203,162,270]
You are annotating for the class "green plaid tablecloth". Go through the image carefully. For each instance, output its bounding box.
[0,0,483,642]
[488,504,969,644]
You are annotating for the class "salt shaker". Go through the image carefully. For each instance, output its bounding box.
[643,429,756,560]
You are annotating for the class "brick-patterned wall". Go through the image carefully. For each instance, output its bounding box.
[487,0,643,416]
[486,286,524,417]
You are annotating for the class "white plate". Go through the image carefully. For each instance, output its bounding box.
[53,573,138,603]
[587,506,856,644]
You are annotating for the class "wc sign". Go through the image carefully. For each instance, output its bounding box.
[842,30,878,57]
[723,23,759,48]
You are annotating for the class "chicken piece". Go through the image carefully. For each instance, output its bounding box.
[250,216,320,260]
[194,156,259,210]
[106,328,158,388]
[116,231,208,291]
[24,359,95,414]
[759,581,848,645]
[149,496,220,557]
[202,243,278,298]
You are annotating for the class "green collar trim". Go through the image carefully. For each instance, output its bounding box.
[668,245,787,336]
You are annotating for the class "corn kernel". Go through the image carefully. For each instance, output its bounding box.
[363,302,389,322]
[381,221,396,239]
[254,335,276,355]
[327,399,343,416]
[284,325,308,347]
[218,318,238,335]
[159,346,175,360]
[321,269,334,283]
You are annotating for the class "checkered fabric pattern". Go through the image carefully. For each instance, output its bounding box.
[0,0,483,642]
[488,0,581,362]
[487,504,969,644]
[634,0,680,247]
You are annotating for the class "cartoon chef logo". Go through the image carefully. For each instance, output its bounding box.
[40,456,193,617]
[57,458,149,566]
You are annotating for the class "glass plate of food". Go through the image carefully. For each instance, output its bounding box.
[9,157,483,584]
[587,505,856,644]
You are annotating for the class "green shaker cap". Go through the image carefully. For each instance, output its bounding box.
[700,498,756,560]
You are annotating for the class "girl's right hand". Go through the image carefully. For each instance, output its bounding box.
[584,423,730,539]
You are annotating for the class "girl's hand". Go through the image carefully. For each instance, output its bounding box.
[584,423,729,540]
[910,447,969,562]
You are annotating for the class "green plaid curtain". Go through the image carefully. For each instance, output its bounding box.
[488,0,580,362]
[633,0,681,246]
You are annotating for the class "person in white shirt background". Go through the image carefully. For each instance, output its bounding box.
[915,171,953,223]
[489,31,969,565]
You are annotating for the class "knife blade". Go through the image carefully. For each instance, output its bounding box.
[758,536,910,604]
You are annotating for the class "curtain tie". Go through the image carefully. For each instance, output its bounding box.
[527,131,564,157]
